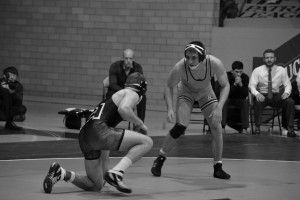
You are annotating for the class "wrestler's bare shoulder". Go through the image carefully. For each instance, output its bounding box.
[172,58,186,72]
[112,89,138,105]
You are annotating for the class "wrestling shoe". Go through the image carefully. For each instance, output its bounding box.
[43,162,62,193]
[104,170,132,193]
[151,155,166,177]
[213,163,231,180]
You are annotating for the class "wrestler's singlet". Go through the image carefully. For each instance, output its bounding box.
[87,98,124,128]
[178,56,213,94]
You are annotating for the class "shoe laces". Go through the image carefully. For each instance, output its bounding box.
[47,167,61,184]
[109,170,123,182]
[116,175,122,182]
[153,160,161,168]
[153,156,165,166]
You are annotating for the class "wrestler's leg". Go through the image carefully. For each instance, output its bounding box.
[70,150,109,191]
[43,151,109,193]
[161,98,192,153]
[118,130,153,163]
[151,97,192,177]
[201,101,231,179]
[104,130,153,193]
[201,101,223,162]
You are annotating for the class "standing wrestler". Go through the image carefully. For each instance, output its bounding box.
[43,72,153,194]
[151,41,231,179]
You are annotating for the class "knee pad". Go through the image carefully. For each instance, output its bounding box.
[170,123,186,139]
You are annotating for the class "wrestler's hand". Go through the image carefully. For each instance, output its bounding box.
[167,109,175,123]
[209,105,222,127]
[136,123,148,135]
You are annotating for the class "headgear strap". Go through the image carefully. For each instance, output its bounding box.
[185,44,205,55]
[125,81,147,97]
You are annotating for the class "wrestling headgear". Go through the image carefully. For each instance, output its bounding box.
[125,72,147,97]
[184,41,206,63]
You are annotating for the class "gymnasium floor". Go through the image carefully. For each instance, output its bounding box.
[0,100,300,200]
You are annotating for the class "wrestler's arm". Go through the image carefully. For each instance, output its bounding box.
[211,56,229,109]
[117,90,144,127]
[164,63,181,122]
[208,56,229,126]
[164,63,181,111]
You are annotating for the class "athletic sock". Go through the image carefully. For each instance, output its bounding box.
[214,161,222,165]
[63,170,75,182]
[112,157,132,173]
[158,149,167,157]
[60,167,66,180]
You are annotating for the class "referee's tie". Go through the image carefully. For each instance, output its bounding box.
[268,68,273,99]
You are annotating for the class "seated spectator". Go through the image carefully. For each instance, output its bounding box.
[222,61,249,134]
[106,49,146,126]
[0,66,26,130]
[281,80,300,135]
[249,49,297,137]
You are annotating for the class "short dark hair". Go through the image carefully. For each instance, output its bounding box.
[232,61,243,70]
[3,66,18,76]
[263,49,275,57]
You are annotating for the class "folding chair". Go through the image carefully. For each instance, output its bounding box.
[249,92,282,134]
[294,105,300,131]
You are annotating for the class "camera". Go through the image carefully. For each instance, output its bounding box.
[3,73,17,90]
